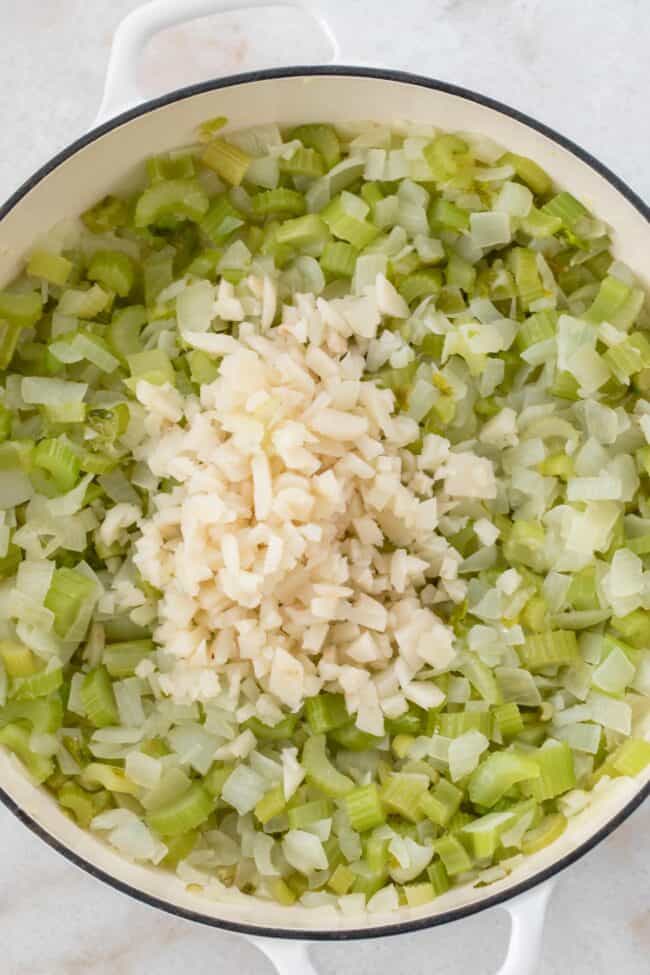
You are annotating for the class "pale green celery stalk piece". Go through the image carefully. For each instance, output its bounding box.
[469,751,540,808]
[202,139,251,186]
[147,782,214,836]
[381,772,429,822]
[302,734,354,798]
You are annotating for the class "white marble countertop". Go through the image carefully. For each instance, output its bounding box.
[1,2,648,973]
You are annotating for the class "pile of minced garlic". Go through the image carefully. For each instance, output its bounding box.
[130,274,497,735]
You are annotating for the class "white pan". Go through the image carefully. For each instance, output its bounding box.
[1,2,648,973]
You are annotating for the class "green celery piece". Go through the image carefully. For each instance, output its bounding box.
[516,310,557,351]
[201,194,245,241]
[328,863,355,896]
[252,188,306,218]
[58,284,110,319]
[321,195,379,249]
[81,195,128,233]
[304,692,349,734]
[107,305,147,362]
[584,275,630,324]
[58,781,96,828]
[80,763,138,795]
[44,568,96,639]
[423,134,468,181]
[279,146,324,177]
[462,658,502,705]
[302,734,354,798]
[275,214,329,248]
[523,741,575,801]
[127,348,175,386]
[0,640,38,677]
[611,610,649,649]
[399,269,443,304]
[610,738,650,777]
[493,703,524,740]
[11,666,63,702]
[351,861,388,900]
[521,813,567,854]
[87,250,136,298]
[433,834,472,876]
[380,772,428,822]
[147,783,213,836]
[498,152,552,195]
[320,240,358,278]
[290,124,341,169]
[344,783,386,832]
[143,249,175,308]
[287,798,333,829]
[518,630,579,671]
[32,437,80,492]
[81,666,118,728]
[460,809,515,859]
[161,830,199,867]
[520,206,562,238]
[542,191,589,230]
[27,250,72,287]
[0,722,53,783]
[0,695,63,733]
[428,198,469,232]
[469,751,540,808]
[147,152,195,182]
[446,253,476,293]
[438,711,493,739]
[244,714,298,742]
[134,179,209,228]
[254,784,286,825]
[419,778,463,827]
[0,290,43,328]
[329,722,382,752]
[385,706,425,737]
[427,859,450,895]
[202,139,251,186]
[103,640,155,678]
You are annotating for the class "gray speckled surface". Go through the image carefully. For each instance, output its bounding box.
[0,2,648,973]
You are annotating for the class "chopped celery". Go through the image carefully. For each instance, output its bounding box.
[254,785,286,825]
[469,751,540,808]
[27,250,72,287]
[81,667,118,728]
[87,250,136,298]
[305,692,349,734]
[344,783,386,832]
[427,859,450,895]
[518,631,579,671]
[381,772,428,822]
[103,640,154,678]
[521,813,567,854]
[523,741,576,801]
[287,798,332,829]
[202,139,251,186]
[290,124,341,169]
[302,735,354,798]
[147,783,213,836]
[0,722,53,782]
[33,437,80,492]
[433,834,472,876]
[419,778,463,827]
[135,179,209,228]
[44,568,96,638]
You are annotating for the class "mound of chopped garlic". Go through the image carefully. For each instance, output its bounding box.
[132,275,496,734]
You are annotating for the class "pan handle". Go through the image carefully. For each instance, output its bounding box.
[95,0,340,126]
[247,879,556,975]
